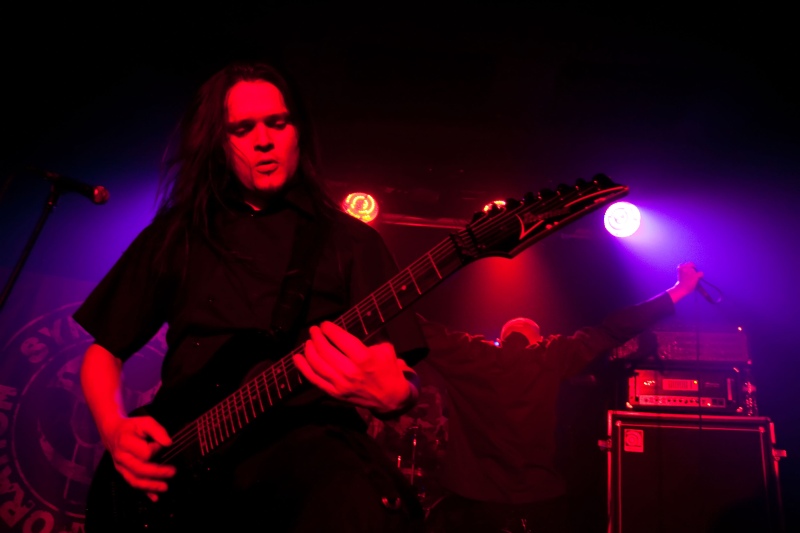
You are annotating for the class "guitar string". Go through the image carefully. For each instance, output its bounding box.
[158,234,461,461]
[158,183,597,461]
[159,183,599,461]
[157,183,610,461]
[158,230,463,461]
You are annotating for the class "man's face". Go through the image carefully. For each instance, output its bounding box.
[225,80,300,203]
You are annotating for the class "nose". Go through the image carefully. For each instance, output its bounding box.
[254,124,273,152]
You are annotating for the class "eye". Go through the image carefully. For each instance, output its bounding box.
[267,118,288,130]
[228,121,254,136]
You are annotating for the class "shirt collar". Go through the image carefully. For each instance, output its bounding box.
[227,179,317,218]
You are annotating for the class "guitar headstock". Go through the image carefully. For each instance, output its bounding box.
[464,174,629,259]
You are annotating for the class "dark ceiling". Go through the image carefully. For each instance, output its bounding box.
[4,6,798,219]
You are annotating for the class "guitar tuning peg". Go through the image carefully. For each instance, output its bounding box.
[471,211,484,222]
[574,178,588,189]
[592,173,613,186]
[537,188,555,200]
[556,183,573,195]
[505,197,521,209]
[523,192,536,203]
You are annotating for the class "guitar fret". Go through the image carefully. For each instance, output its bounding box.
[242,386,250,419]
[211,409,220,446]
[393,273,419,309]
[388,279,403,309]
[230,393,238,429]
[197,420,208,455]
[355,305,368,335]
[205,419,214,453]
[223,402,230,437]
[371,293,385,322]
[205,415,214,450]
[427,252,443,279]
[215,403,223,440]
[275,365,287,393]
[248,382,259,417]
[207,409,216,447]
[407,267,422,294]
[255,379,265,412]
[271,366,282,399]
[281,360,292,392]
[262,372,273,405]
[227,397,237,434]
[240,389,250,424]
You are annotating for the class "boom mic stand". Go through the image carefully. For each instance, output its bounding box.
[0,183,63,313]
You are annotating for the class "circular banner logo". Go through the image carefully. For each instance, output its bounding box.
[0,302,164,532]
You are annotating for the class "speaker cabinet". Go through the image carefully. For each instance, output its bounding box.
[606,411,785,533]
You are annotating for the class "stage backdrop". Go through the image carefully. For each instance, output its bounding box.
[0,271,165,533]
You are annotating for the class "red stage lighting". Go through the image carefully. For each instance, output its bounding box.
[482,200,506,213]
[342,192,379,223]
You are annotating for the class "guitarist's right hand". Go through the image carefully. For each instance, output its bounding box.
[104,415,176,502]
[81,343,178,502]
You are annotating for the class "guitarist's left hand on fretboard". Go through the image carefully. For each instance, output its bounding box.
[294,321,416,413]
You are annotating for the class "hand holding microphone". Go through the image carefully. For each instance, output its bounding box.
[668,262,722,304]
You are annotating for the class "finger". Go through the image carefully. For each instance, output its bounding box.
[309,326,359,375]
[147,442,178,476]
[118,433,157,462]
[116,450,176,480]
[293,352,339,397]
[319,321,371,363]
[116,462,171,493]
[395,355,412,373]
[133,417,172,448]
[301,337,339,384]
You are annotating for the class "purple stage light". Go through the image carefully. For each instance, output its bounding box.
[604,202,641,238]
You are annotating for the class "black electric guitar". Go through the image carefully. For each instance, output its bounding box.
[84,174,628,531]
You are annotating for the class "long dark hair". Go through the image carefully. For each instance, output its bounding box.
[153,60,333,269]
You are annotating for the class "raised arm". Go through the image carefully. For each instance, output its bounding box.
[666,261,703,304]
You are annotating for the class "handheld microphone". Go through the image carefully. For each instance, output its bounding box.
[30,167,110,204]
[690,265,722,304]
[696,278,722,304]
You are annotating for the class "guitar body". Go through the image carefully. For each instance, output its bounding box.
[85,330,295,532]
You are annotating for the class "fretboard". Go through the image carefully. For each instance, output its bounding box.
[176,234,467,459]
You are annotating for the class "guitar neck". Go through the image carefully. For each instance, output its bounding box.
[167,234,466,461]
[162,175,628,463]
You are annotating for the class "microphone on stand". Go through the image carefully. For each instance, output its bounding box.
[28,166,110,204]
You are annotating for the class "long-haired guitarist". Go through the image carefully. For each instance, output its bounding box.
[75,60,429,532]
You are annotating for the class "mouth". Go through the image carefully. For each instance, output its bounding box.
[255,160,279,174]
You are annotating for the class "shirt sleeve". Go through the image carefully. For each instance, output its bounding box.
[537,291,676,377]
[73,221,177,361]
[416,313,496,374]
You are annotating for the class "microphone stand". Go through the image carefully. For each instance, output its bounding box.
[0,184,62,313]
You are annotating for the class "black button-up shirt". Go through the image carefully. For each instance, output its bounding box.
[74,183,428,395]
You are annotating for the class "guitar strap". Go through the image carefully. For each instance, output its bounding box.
[269,210,330,350]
